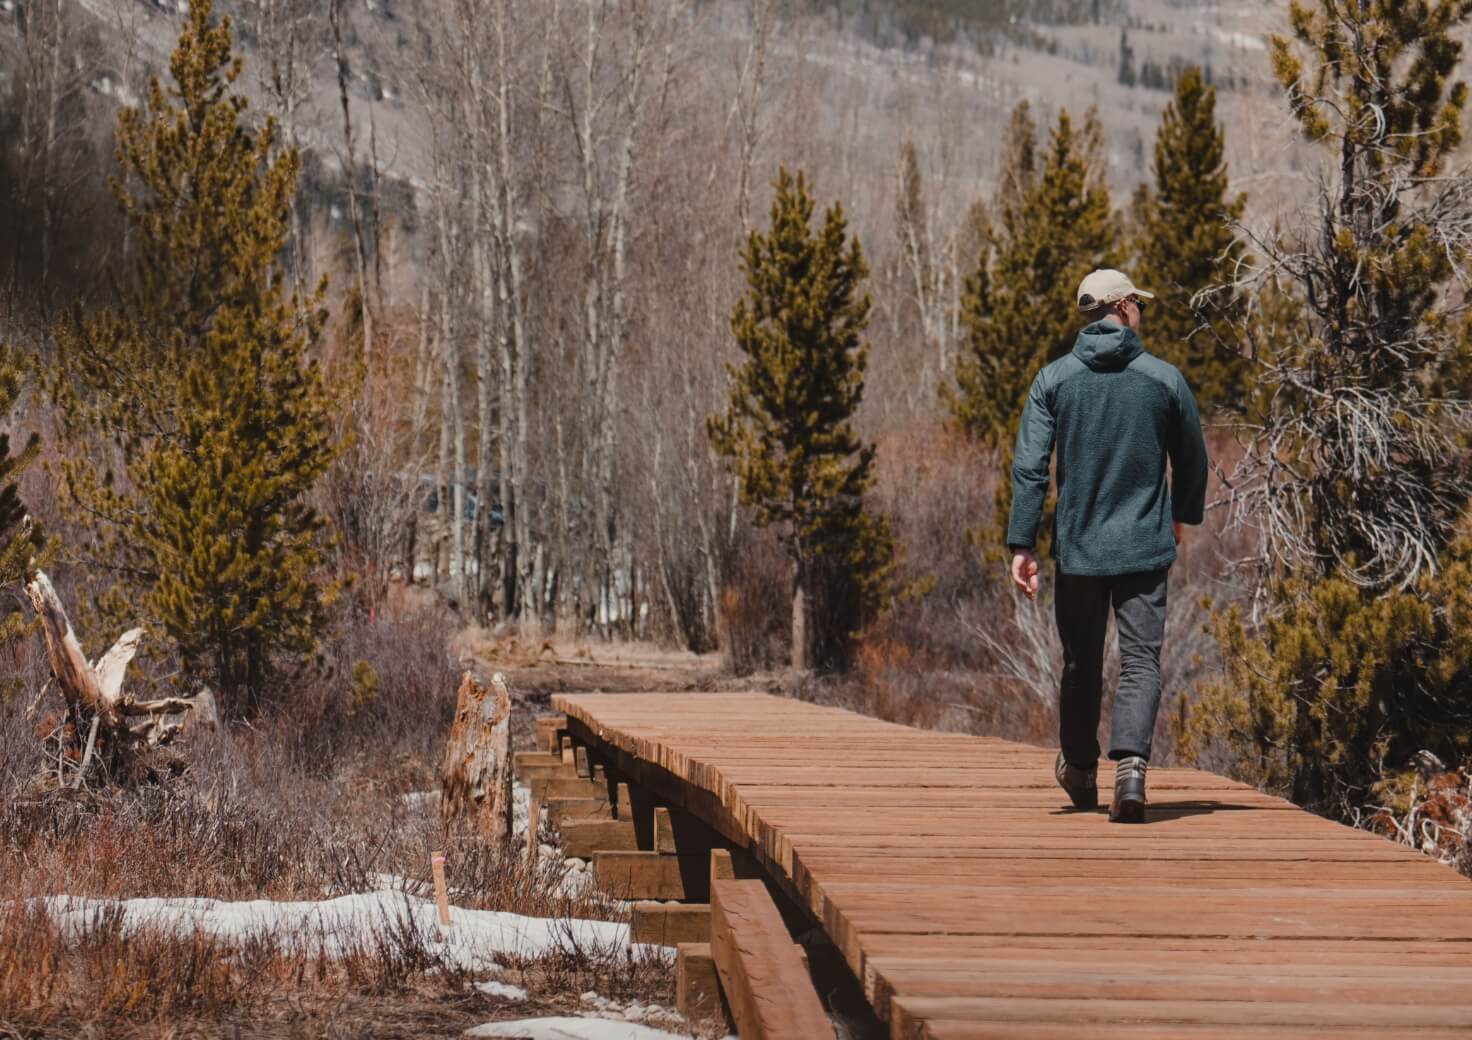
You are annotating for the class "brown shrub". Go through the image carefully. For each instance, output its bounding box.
[864,423,1001,670]
[717,524,790,675]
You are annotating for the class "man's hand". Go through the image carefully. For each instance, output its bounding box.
[1173,521,1184,547]
[1011,550,1040,601]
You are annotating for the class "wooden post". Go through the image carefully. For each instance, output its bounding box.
[431,852,451,926]
[711,848,735,887]
[526,792,541,864]
[677,942,729,1027]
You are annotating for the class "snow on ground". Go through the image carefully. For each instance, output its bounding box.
[464,1019,702,1040]
[40,890,668,970]
[474,979,529,1001]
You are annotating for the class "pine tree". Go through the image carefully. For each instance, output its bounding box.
[1132,66,1248,413]
[709,167,894,674]
[1178,0,1472,816]
[947,106,1115,555]
[0,344,44,650]
[949,105,1116,451]
[48,0,338,715]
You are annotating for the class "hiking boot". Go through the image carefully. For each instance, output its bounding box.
[1054,750,1098,811]
[1110,756,1148,823]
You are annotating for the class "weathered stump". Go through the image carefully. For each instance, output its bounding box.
[440,670,514,844]
[24,571,203,786]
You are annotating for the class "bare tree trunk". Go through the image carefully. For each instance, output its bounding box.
[791,581,808,672]
[329,0,374,363]
[251,0,320,300]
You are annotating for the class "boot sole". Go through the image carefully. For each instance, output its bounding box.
[1110,796,1146,823]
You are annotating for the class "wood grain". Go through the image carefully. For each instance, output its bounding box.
[553,692,1472,1038]
[710,878,832,1039]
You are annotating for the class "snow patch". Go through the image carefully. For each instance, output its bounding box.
[475,979,528,1001]
[40,891,666,970]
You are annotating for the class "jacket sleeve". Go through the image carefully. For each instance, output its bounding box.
[1168,371,1208,525]
[1005,373,1056,550]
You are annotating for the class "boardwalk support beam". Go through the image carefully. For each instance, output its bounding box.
[710,877,832,1039]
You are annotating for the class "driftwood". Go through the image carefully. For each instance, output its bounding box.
[24,571,206,786]
[441,670,514,844]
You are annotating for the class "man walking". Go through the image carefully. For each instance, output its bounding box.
[1006,269,1208,823]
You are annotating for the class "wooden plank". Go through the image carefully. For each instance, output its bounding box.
[630,901,711,945]
[557,818,637,859]
[676,942,728,1027]
[551,692,1472,1040]
[594,851,707,901]
[543,796,613,823]
[923,1026,1472,1040]
[517,762,572,783]
[891,996,1472,1034]
[534,715,566,754]
[513,751,562,772]
[709,878,833,1040]
[528,776,606,802]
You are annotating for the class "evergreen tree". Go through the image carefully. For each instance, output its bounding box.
[949,106,1115,451]
[49,0,338,715]
[1179,0,1472,816]
[947,106,1115,554]
[1132,66,1248,413]
[709,168,894,674]
[0,344,44,649]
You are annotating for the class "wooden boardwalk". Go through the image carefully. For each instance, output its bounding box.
[552,691,1472,1039]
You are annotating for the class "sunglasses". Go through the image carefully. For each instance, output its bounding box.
[1128,296,1148,314]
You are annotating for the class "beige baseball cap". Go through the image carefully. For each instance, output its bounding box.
[1076,269,1155,312]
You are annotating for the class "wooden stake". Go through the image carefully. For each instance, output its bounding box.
[527,793,541,864]
[431,851,451,926]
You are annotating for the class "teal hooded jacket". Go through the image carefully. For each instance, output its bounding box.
[1005,320,1208,576]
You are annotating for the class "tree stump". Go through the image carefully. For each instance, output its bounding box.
[24,571,202,786]
[441,670,514,844]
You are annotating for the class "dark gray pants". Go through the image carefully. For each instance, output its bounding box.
[1055,568,1168,768]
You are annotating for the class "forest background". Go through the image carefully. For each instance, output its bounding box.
[1,0,1470,882]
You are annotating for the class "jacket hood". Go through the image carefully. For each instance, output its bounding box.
[1072,320,1144,372]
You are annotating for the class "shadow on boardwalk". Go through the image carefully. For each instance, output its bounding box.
[1052,800,1271,821]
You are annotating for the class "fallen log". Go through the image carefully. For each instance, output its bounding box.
[440,670,515,844]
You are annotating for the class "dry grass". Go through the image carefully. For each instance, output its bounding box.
[0,896,673,1039]
[0,597,677,1039]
